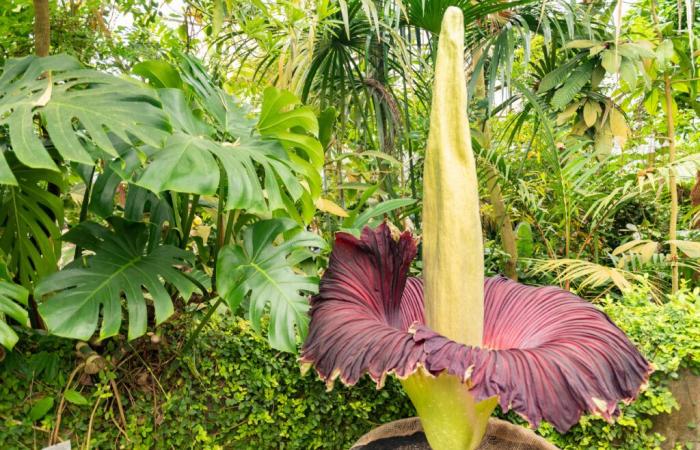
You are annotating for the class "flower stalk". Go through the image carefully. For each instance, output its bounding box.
[402,7,494,450]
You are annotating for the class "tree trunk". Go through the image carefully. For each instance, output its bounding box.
[33,0,50,57]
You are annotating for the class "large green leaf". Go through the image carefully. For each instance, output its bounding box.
[0,256,29,350]
[0,158,63,287]
[135,88,319,217]
[258,87,323,169]
[36,218,196,341]
[0,55,170,184]
[216,219,326,352]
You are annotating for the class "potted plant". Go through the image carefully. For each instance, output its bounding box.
[300,8,652,450]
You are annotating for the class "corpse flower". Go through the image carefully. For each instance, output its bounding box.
[301,8,652,450]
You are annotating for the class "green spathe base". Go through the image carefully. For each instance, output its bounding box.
[401,369,498,450]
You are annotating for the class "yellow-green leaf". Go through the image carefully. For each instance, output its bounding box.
[212,0,224,36]
[589,45,606,57]
[29,397,54,421]
[556,102,580,125]
[565,40,599,49]
[601,50,621,73]
[668,240,700,258]
[64,389,89,406]
[583,101,600,127]
[594,131,613,157]
[644,89,660,116]
[609,108,628,141]
[315,198,349,217]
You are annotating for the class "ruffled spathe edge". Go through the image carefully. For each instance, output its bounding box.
[300,224,652,432]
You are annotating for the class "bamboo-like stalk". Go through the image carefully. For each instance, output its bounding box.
[652,0,679,294]
[486,165,518,280]
[664,75,679,293]
[422,7,484,346]
[472,46,519,281]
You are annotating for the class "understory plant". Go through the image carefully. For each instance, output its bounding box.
[300,8,652,450]
[0,51,326,353]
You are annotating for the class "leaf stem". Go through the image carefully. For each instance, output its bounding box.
[182,296,222,356]
[180,194,200,250]
[74,165,95,260]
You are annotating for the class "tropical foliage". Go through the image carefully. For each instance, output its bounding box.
[0,0,698,448]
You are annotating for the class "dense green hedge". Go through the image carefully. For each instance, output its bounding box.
[0,317,415,449]
[0,286,698,449]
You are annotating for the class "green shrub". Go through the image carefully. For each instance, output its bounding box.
[1,286,698,449]
[0,315,415,449]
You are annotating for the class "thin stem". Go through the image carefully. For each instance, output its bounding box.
[181,296,223,356]
[652,0,679,293]
[223,209,239,246]
[180,194,200,250]
[169,192,183,242]
[50,363,86,445]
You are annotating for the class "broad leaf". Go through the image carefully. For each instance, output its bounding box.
[583,100,600,127]
[601,50,621,73]
[136,88,320,219]
[0,55,170,182]
[258,87,323,170]
[515,222,534,258]
[0,158,63,287]
[36,218,196,341]
[0,256,29,350]
[216,218,326,352]
[29,397,54,421]
[668,240,700,259]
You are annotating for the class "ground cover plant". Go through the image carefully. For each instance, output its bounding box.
[0,0,699,448]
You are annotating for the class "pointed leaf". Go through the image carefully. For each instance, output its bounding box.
[0,159,63,288]
[610,108,629,141]
[0,258,29,349]
[668,240,700,258]
[315,198,348,217]
[29,397,54,421]
[64,389,89,406]
[565,40,599,49]
[583,101,600,127]
[601,50,621,73]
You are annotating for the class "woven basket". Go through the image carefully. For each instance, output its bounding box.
[351,417,559,450]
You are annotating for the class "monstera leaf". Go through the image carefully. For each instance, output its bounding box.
[135,88,321,218]
[0,157,63,287]
[216,219,326,352]
[35,218,196,341]
[0,256,29,350]
[258,87,323,170]
[0,55,170,185]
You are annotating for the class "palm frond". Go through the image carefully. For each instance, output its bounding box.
[531,258,662,301]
